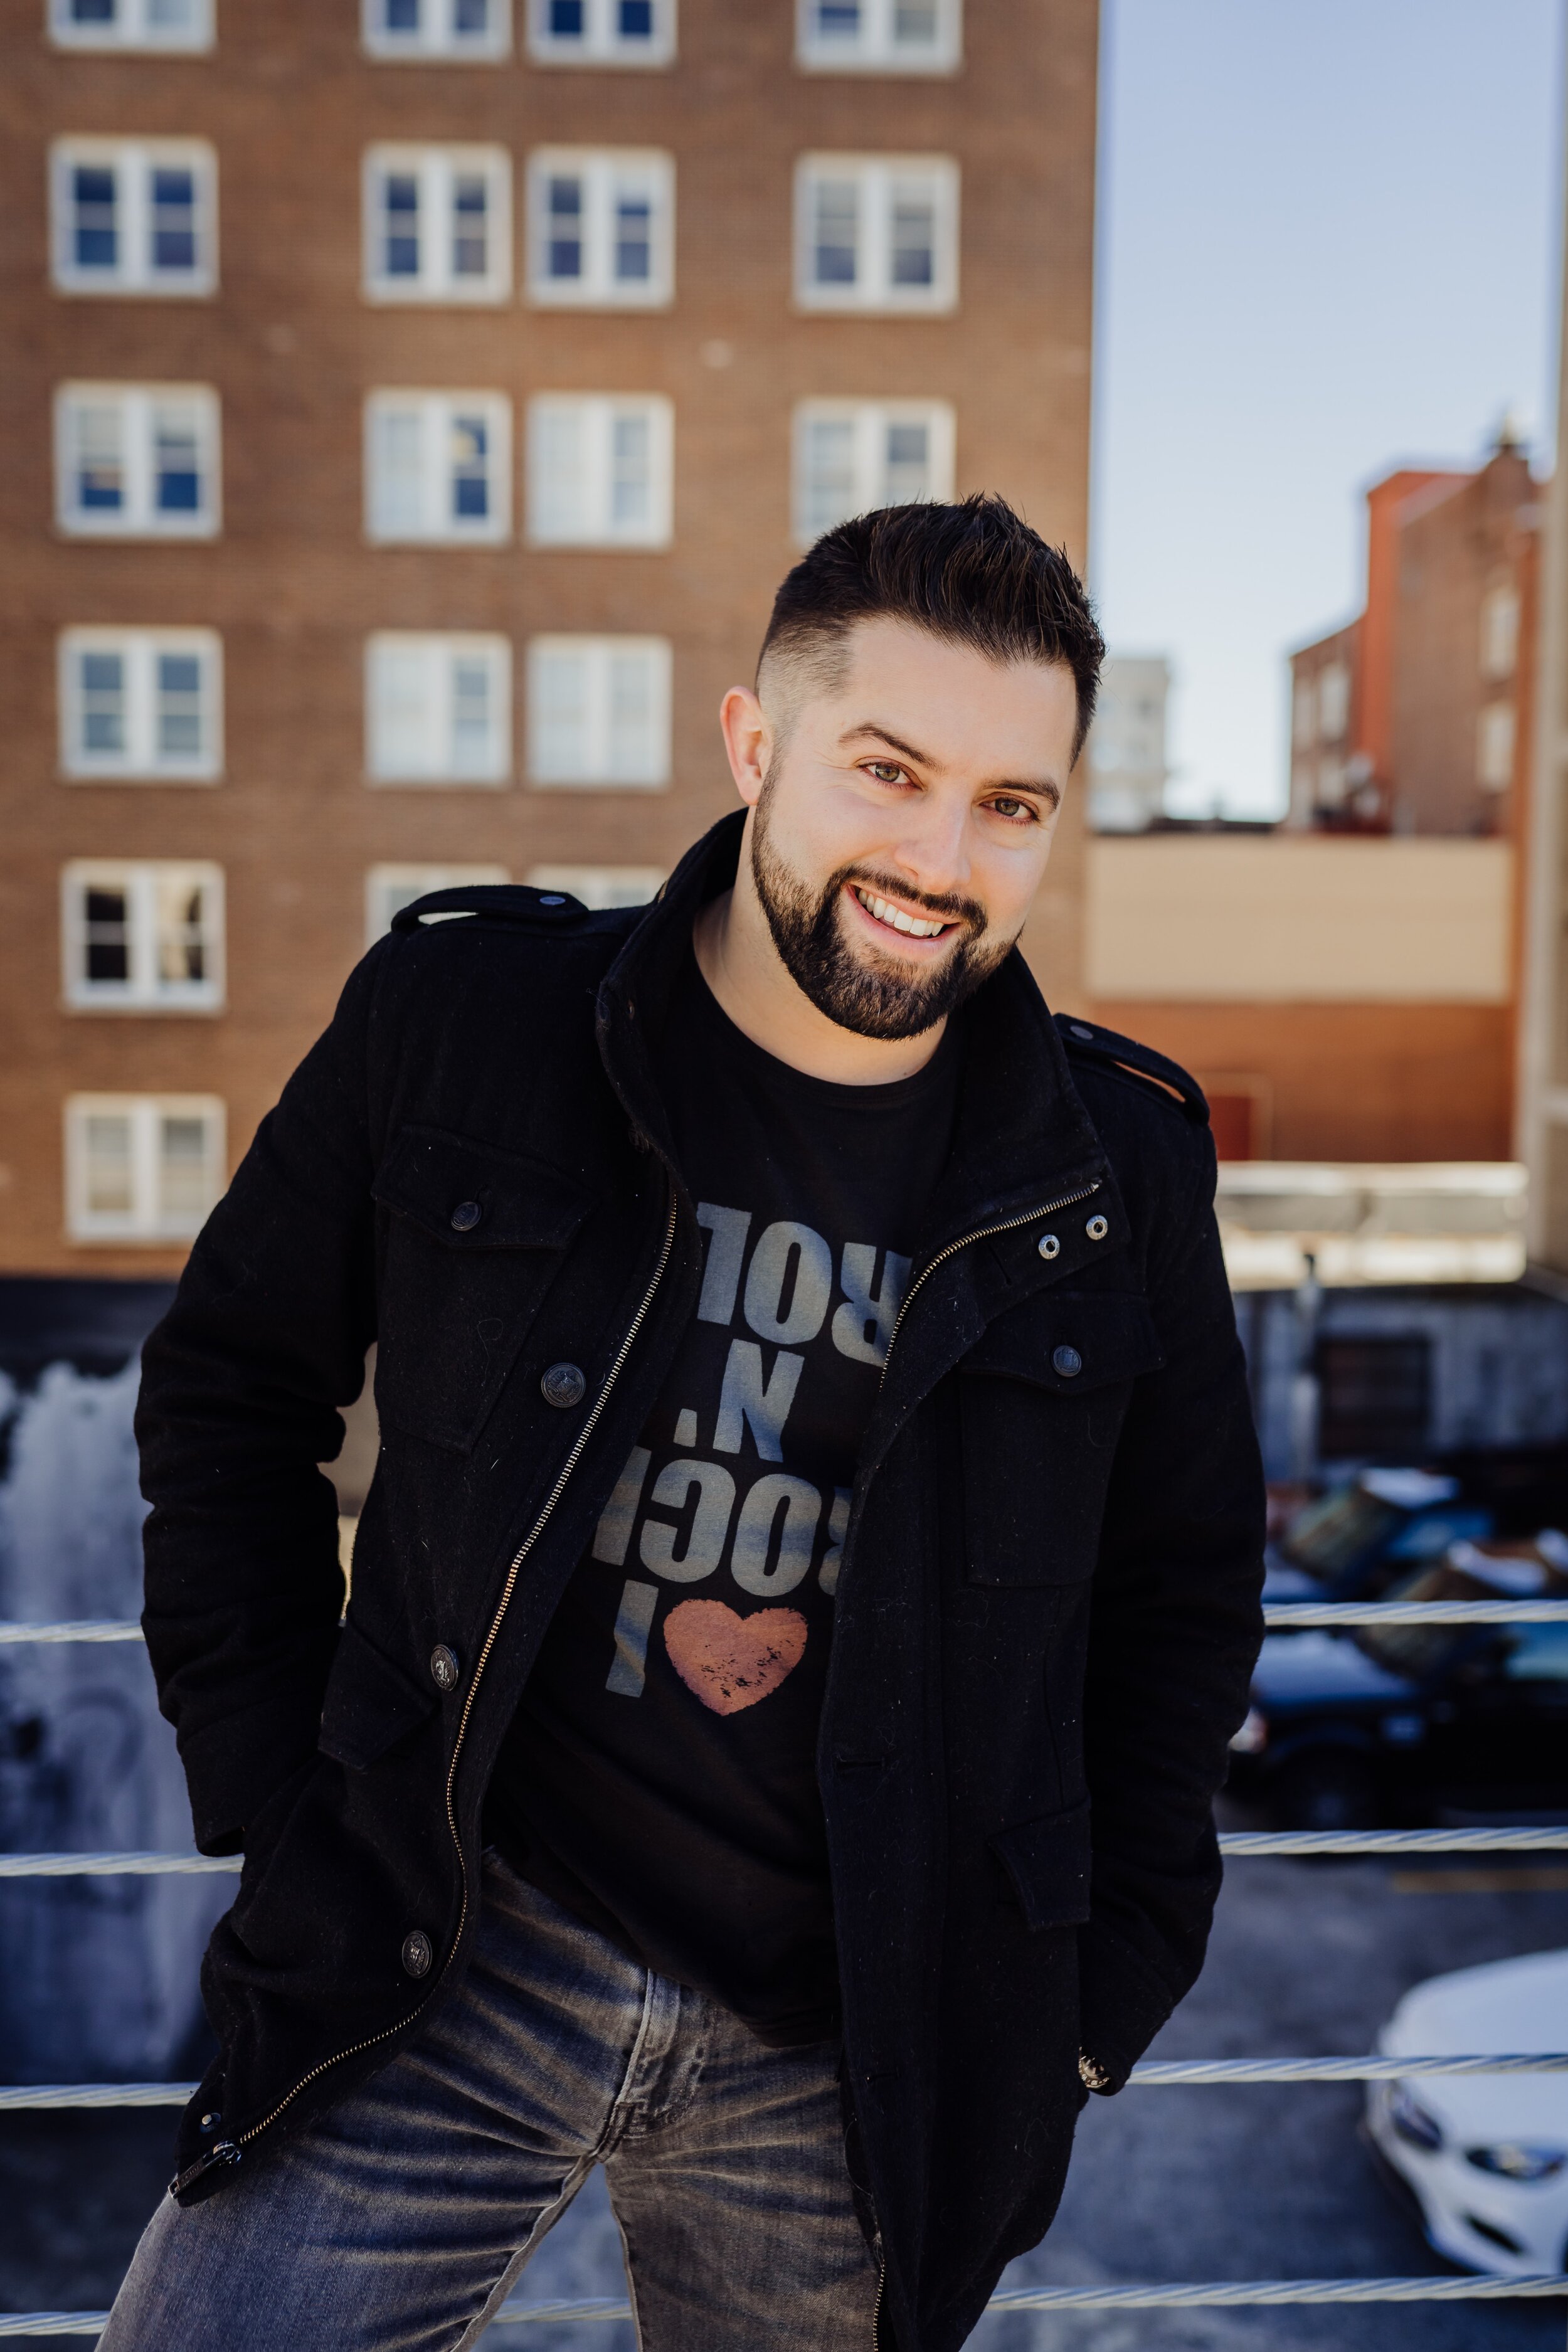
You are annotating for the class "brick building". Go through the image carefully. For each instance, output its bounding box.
[0,0,1100,1278]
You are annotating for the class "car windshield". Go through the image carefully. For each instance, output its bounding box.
[1279,1484,1402,1581]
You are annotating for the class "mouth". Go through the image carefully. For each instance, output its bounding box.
[846,882,965,952]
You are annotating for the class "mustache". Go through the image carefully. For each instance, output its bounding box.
[835,866,988,933]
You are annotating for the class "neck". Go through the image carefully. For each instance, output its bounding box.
[691,817,947,1086]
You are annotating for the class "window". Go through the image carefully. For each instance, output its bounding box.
[55,383,220,538]
[362,0,511,57]
[1477,700,1516,793]
[797,0,960,72]
[365,864,509,943]
[1480,581,1520,682]
[795,154,958,312]
[61,861,224,1011]
[1292,674,1316,750]
[49,0,212,51]
[363,147,511,302]
[527,396,672,548]
[792,400,955,543]
[1315,1336,1432,1463]
[58,628,222,781]
[525,862,665,908]
[527,0,674,66]
[527,149,674,307]
[1318,660,1350,741]
[65,1095,225,1242]
[1315,753,1345,808]
[51,141,216,296]
[365,635,511,782]
[527,637,670,786]
[365,392,511,544]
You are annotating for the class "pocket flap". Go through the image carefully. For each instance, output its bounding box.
[372,1125,595,1253]
[989,1798,1093,1929]
[318,1617,437,1772]
[961,1293,1165,1394]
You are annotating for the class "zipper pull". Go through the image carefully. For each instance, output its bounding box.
[169,2140,243,2197]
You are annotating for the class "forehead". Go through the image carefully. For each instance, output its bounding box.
[807,617,1078,769]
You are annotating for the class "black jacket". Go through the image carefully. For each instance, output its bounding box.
[137,811,1264,2352]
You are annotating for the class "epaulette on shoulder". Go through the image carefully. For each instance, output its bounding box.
[390,883,593,935]
[1054,1014,1209,1126]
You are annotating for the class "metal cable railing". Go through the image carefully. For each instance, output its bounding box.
[3,1599,1567,2334]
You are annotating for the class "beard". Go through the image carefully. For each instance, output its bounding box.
[749,778,1015,1042]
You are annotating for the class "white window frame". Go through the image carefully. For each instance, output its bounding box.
[796,0,961,75]
[61,860,226,1013]
[527,636,672,788]
[526,148,674,309]
[48,0,213,52]
[364,391,512,545]
[51,139,217,297]
[794,153,959,314]
[58,627,223,781]
[55,382,221,539]
[525,862,665,907]
[365,864,510,944]
[791,398,955,544]
[65,1094,226,1243]
[364,633,512,783]
[361,0,512,58]
[527,0,675,66]
[1477,700,1517,793]
[526,395,672,548]
[363,147,512,304]
[1480,581,1520,682]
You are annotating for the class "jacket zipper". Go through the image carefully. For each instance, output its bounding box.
[871,2259,886,2351]
[877,1179,1102,1389]
[181,1183,680,2188]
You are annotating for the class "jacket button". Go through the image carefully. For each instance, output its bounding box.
[1085,1214,1109,1241]
[450,1200,482,1233]
[1037,1232,1061,1261]
[541,1361,586,1409]
[430,1645,459,1693]
[1052,1345,1083,1379]
[199,2111,221,2133]
[401,1929,433,1979]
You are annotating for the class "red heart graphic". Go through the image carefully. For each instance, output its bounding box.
[662,1599,808,1715]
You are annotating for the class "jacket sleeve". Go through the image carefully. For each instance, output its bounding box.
[1076,1116,1266,2088]
[135,946,385,1855]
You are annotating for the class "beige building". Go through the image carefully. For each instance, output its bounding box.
[0,0,1101,1278]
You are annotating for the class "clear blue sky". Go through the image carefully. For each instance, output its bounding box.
[1091,0,1563,818]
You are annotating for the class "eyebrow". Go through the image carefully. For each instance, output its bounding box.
[840,722,1062,810]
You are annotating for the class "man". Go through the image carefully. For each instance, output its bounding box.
[112,496,1264,2352]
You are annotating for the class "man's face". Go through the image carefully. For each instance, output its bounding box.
[741,617,1078,1042]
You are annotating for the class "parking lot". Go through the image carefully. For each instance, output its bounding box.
[5,1827,1568,2349]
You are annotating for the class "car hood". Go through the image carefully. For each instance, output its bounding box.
[1380,1948,1568,2143]
[1251,1631,1417,1705]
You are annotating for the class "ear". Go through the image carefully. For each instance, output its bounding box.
[719,685,770,808]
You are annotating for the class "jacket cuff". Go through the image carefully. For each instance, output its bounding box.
[177,1691,323,1855]
[1076,1914,1183,2093]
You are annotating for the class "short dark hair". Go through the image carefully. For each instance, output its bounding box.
[758,494,1106,761]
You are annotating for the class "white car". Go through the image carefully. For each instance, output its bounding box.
[1366,1948,1568,2275]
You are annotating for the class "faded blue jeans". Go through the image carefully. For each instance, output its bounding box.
[102,1852,879,2351]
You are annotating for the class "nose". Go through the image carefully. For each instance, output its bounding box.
[886,790,973,902]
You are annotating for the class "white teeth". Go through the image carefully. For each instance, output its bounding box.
[856,886,946,940]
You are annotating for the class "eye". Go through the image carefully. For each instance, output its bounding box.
[985,795,1039,824]
[863,760,908,786]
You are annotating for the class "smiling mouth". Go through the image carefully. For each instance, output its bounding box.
[849,884,960,943]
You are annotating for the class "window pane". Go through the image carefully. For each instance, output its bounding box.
[609,413,650,529]
[607,653,655,780]
[548,176,584,279]
[893,0,938,39]
[453,0,490,28]
[549,0,585,30]
[147,0,199,21]
[157,1116,212,1219]
[384,0,421,26]
[814,0,860,32]
[618,0,654,34]
[883,420,930,502]
[813,180,858,285]
[373,645,437,771]
[801,418,856,536]
[450,658,493,770]
[450,413,490,520]
[452,176,489,278]
[151,167,197,273]
[83,887,130,984]
[614,189,652,282]
[154,406,203,512]
[534,650,590,778]
[73,166,118,270]
[80,651,126,753]
[73,0,119,20]
[83,1115,134,1216]
[156,877,206,984]
[373,410,425,533]
[157,652,203,758]
[73,403,125,509]
[383,174,420,277]
[890,187,935,286]
[532,405,589,536]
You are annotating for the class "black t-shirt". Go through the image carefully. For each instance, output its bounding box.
[486,950,963,2045]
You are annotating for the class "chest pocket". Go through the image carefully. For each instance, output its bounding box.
[373,1125,596,1453]
[958,1291,1165,1586]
